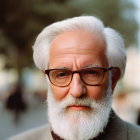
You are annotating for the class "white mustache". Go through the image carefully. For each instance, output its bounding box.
[56,96,99,110]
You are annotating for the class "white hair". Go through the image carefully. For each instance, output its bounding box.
[33,15,126,77]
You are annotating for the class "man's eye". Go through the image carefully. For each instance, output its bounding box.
[57,72,67,77]
[86,70,98,75]
[56,71,70,78]
[88,70,96,74]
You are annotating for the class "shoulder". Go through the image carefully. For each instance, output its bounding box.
[115,113,140,137]
[111,110,140,140]
[104,110,140,140]
[126,121,140,139]
[8,124,53,140]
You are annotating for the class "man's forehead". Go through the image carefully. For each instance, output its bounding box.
[50,29,106,52]
[48,29,108,69]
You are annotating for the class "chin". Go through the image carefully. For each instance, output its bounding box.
[47,85,112,140]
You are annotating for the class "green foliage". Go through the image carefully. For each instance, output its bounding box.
[0,0,138,79]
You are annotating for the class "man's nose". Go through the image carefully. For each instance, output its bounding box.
[69,73,87,98]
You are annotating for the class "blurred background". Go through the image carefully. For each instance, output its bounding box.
[0,0,140,139]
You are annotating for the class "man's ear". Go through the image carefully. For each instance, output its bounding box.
[111,68,121,91]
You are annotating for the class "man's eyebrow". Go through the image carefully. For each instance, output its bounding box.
[51,67,70,70]
[50,65,102,70]
[83,64,102,69]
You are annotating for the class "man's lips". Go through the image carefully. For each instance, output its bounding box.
[67,105,91,111]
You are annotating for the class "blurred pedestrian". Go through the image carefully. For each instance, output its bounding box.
[5,83,27,123]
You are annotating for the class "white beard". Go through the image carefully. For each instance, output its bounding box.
[47,81,112,140]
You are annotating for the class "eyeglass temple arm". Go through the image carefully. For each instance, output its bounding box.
[42,70,47,77]
[105,67,119,72]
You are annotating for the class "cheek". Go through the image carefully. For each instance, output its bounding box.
[87,86,106,100]
[50,84,69,101]
[87,80,109,100]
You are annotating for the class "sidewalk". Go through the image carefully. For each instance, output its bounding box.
[0,98,48,140]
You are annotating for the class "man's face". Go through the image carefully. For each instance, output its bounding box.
[49,29,109,103]
[47,29,112,140]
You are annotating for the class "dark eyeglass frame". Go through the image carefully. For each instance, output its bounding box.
[44,67,116,87]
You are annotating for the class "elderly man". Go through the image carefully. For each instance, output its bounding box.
[9,16,140,140]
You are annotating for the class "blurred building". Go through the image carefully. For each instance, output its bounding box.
[112,47,140,124]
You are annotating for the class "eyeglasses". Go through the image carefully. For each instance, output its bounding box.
[44,67,115,87]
